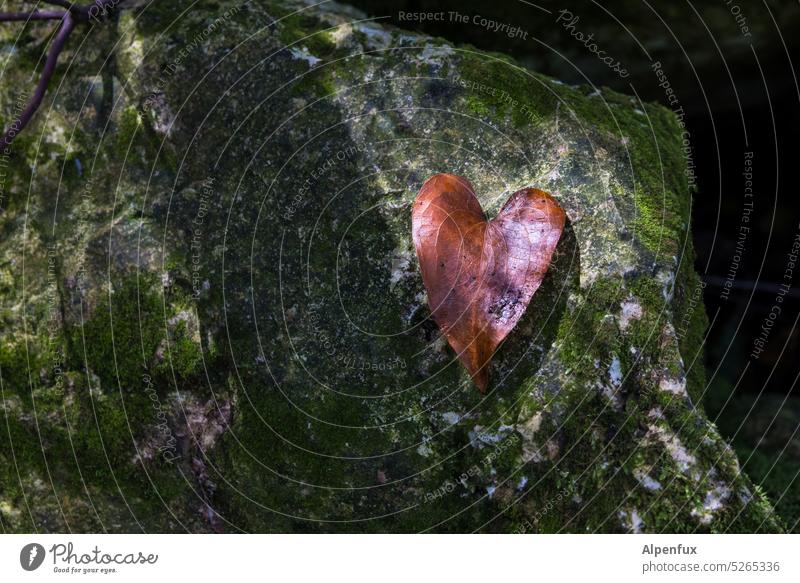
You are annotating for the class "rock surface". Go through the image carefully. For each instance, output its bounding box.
[0,0,785,532]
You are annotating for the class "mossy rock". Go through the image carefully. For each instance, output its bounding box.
[0,0,784,532]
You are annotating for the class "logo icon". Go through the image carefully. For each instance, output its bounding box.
[20,543,46,571]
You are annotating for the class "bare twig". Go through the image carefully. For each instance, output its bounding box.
[0,10,67,21]
[0,1,122,152]
[1,11,75,153]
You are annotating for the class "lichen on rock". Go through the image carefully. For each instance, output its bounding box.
[0,0,784,532]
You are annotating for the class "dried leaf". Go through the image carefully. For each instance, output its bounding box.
[412,173,566,392]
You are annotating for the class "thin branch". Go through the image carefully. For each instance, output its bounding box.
[0,0,125,151]
[1,11,75,152]
[41,0,81,9]
[0,10,66,21]
[40,1,104,20]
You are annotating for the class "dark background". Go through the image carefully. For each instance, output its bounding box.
[344,0,800,526]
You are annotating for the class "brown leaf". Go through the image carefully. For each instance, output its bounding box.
[412,173,566,392]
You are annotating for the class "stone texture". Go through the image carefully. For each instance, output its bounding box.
[0,0,784,532]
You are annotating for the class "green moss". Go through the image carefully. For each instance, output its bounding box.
[458,50,553,127]
[113,105,144,159]
[0,344,36,402]
[291,67,336,98]
[159,320,202,381]
[673,241,709,405]
[277,13,337,57]
[457,46,693,255]
[76,275,164,391]
[464,94,490,117]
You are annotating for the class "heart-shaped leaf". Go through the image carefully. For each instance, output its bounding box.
[412,173,566,392]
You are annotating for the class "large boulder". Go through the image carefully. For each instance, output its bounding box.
[0,0,784,532]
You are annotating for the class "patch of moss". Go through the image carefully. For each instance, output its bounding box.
[458,50,554,128]
[0,344,37,403]
[277,13,337,57]
[291,67,337,99]
[76,275,164,391]
[113,104,144,159]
